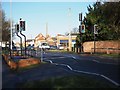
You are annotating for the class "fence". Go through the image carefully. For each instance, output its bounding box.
[11,49,42,58]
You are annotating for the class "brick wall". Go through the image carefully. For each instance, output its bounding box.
[83,41,120,54]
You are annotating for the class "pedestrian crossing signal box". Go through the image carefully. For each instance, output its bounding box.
[79,24,85,33]
[15,24,19,33]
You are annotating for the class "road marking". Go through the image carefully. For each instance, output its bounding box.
[92,59,118,65]
[66,65,73,70]
[72,56,76,60]
[73,70,100,76]
[92,60,100,63]
[100,75,120,86]
[43,59,120,86]
[100,62,118,65]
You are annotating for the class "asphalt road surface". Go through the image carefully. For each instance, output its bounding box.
[2,51,120,88]
[41,52,120,86]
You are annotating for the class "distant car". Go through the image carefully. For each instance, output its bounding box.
[26,45,34,50]
[58,45,64,50]
[50,46,57,50]
[38,42,50,50]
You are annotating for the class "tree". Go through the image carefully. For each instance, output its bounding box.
[78,2,120,43]
[2,11,11,42]
[0,4,11,47]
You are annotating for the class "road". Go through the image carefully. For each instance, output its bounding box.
[41,52,120,86]
[2,51,120,88]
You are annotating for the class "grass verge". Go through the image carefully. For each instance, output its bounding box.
[16,75,118,88]
[48,50,75,54]
[93,53,120,58]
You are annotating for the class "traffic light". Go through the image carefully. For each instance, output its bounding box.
[94,24,98,34]
[22,21,25,31]
[15,24,19,33]
[81,24,85,33]
[19,21,25,31]
[17,24,19,32]
[79,13,82,21]
[20,21,23,28]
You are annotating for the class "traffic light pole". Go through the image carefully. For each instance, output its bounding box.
[80,29,82,53]
[94,32,96,54]
[20,31,26,55]
[16,32,22,55]
[93,24,98,54]
[79,13,83,53]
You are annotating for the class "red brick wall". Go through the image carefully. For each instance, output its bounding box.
[83,40,120,54]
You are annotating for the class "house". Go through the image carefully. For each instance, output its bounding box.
[34,33,46,47]
[34,33,57,47]
[46,35,56,46]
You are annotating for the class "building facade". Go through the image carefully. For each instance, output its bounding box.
[56,34,77,50]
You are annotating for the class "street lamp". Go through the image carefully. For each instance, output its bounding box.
[68,8,72,51]
[10,0,12,57]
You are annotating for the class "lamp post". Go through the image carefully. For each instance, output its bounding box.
[10,0,12,57]
[68,8,72,51]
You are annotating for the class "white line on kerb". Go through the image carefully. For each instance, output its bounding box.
[44,59,120,86]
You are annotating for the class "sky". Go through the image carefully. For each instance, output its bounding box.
[1,1,95,43]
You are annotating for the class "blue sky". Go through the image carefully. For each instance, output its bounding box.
[2,2,95,42]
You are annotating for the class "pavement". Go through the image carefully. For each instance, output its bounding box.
[2,57,75,88]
